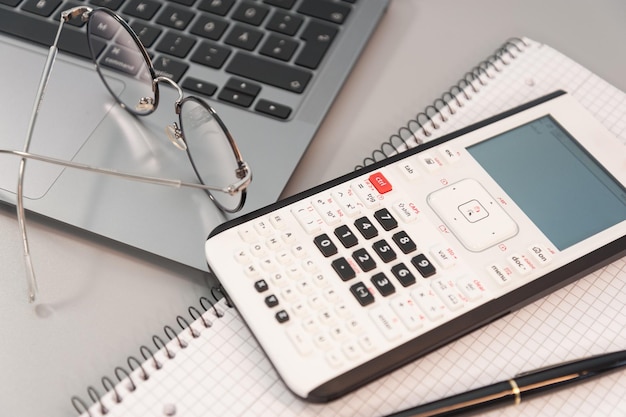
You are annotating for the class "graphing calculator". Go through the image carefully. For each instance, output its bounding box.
[205,91,626,402]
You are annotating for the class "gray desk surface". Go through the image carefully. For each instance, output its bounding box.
[2,1,625,416]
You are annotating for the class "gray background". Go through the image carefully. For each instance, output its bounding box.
[1,1,625,416]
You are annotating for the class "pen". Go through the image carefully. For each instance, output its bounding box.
[386,350,626,417]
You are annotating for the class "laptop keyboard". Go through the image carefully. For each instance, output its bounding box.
[0,0,357,120]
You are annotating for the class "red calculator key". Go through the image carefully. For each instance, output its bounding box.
[369,172,392,194]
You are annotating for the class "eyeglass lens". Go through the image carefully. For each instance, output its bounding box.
[180,98,245,212]
[84,8,246,212]
[87,9,155,116]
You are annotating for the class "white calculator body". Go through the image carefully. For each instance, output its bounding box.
[205,92,626,402]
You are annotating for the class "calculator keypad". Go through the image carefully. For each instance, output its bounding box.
[227,161,555,370]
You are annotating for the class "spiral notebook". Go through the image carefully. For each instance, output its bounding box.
[72,38,626,417]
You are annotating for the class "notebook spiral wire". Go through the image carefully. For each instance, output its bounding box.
[71,289,228,416]
[356,37,530,169]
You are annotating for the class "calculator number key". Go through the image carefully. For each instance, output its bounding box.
[391,263,417,287]
[334,225,359,248]
[411,254,437,278]
[371,272,396,297]
[374,208,397,231]
[352,248,376,272]
[392,231,417,254]
[372,240,397,263]
[314,234,338,257]
[354,216,378,239]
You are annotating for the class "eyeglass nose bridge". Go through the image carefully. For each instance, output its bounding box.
[153,76,188,151]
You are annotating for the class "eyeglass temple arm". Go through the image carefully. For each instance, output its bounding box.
[7,149,252,195]
[17,12,72,302]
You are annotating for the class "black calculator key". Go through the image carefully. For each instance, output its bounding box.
[352,248,376,272]
[332,258,355,281]
[372,240,397,263]
[334,225,358,248]
[374,208,398,231]
[350,282,375,306]
[392,231,417,254]
[275,310,290,323]
[265,294,279,307]
[254,279,269,292]
[314,234,338,257]
[371,272,396,297]
[411,254,437,278]
[354,217,378,239]
[391,263,416,287]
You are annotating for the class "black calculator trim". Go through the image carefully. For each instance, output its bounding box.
[206,90,626,402]
[209,91,567,236]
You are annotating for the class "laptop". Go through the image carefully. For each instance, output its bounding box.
[0,0,389,271]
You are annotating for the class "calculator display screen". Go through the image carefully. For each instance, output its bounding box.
[467,115,626,251]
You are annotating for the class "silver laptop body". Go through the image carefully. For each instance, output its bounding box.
[0,0,388,270]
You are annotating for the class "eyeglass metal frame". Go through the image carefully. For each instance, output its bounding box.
[11,6,252,303]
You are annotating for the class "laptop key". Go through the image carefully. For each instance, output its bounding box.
[224,24,264,51]
[22,0,62,17]
[265,10,303,36]
[190,41,232,69]
[198,0,235,16]
[156,5,195,30]
[123,0,161,20]
[156,32,196,58]
[0,0,22,6]
[295,20,338,69]
[226,52,311,93]
[232,2,270,26]
[297,0,351,25]
[89,0,124,9]
[182,77,218,97]
[152,55,189,82]
[255,99,291,119]
[263,0,296,9]
[260,34,298,61]
[225,77,262,97]
[190,14,230,41]
[0,7,104,59]
[218,88,255,108]
[129,21,162,48]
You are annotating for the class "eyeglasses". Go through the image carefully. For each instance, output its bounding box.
[8,6,252,303]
